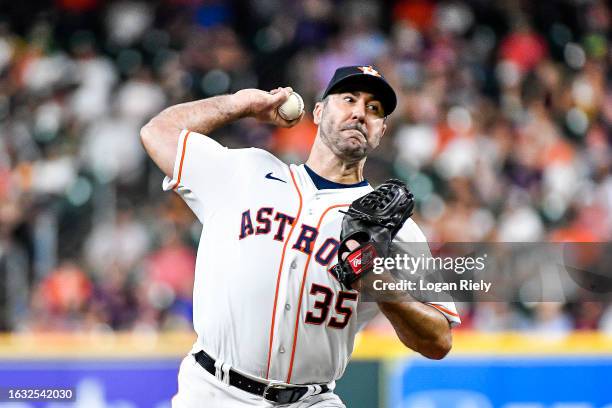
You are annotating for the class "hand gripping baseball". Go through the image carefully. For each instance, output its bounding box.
[233,87,304,127]
[330,179,415,290]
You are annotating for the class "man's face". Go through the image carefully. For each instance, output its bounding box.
[313,91,387,162]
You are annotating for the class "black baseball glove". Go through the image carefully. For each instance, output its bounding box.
[330,179,415,289]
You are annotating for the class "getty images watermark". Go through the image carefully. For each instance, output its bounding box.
[371,252,491,293]
[360,242,612,303]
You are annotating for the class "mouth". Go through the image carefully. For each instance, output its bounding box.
[342,128,367,142]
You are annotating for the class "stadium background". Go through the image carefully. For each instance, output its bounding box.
[0,0,611,406]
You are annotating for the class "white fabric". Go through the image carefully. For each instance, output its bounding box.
[173,354,346,408]
[163,129,461,386]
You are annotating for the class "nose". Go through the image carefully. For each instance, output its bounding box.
[350,100,366,123]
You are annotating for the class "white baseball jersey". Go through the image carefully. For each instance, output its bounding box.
[163,129,461,385]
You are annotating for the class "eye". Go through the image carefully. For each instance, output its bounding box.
[367,104,382,114]
[343,96,355,103]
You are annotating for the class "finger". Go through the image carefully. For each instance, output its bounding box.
[341,240,361,260]
[269,87,291,97]
[270,88,291,106]
[346,239,360,251]
[280,110,305,127]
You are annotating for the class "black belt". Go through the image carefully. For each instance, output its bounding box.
[194,350,329,404]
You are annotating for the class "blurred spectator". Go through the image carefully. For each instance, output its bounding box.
[471,302,522,332]
[79,112,145,183]
[499,18,548,73]
[524,302,573,336]
[27,261,93,331]
[84,207,151,276]
[144,229,195,302]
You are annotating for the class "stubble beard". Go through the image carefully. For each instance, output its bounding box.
[319,114,369,163]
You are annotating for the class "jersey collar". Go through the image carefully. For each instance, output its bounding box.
[303,164,369,190]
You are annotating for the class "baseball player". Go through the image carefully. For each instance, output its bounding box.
[141,65,461,407]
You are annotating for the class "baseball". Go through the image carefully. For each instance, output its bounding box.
[277,92,304,121]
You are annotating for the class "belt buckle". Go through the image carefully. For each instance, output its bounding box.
[262,382,286,401]
[263,382,303,404]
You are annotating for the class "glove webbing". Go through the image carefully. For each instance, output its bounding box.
[339,209,395,229]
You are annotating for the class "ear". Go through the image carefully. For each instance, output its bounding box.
[372,120,388,149]
[313,102,323,125]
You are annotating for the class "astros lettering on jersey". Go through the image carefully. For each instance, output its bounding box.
[163,129,461,386]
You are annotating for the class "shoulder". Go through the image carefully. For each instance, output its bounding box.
[232,147,288,172]
[239,147,285,164]
[183,131,287,171]
[183,130,284,166]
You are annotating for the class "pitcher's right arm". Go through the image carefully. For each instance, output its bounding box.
[140,87,300,178]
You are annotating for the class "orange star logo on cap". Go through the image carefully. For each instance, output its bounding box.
[358,66,381,77]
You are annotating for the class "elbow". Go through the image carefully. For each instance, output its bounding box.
[425,338,451,360]
[140,119,156,148]
[140,113,180,150]
[420,331,452,360]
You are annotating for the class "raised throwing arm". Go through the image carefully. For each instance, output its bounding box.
[140,87,301,178]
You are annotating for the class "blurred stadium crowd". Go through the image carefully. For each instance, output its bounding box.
[0,0,611,335]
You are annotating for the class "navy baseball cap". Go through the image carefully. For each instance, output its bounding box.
[322,65,397,115]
